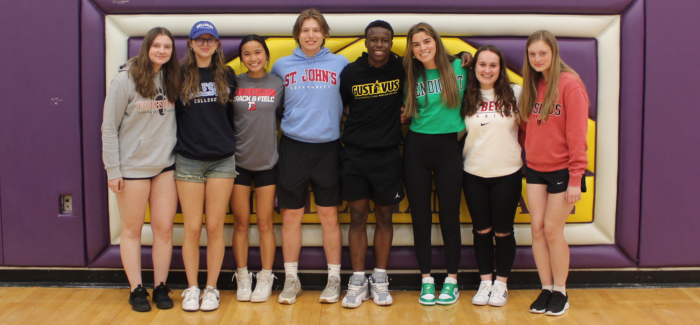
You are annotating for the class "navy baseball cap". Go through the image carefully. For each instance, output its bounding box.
[190,21,219,39]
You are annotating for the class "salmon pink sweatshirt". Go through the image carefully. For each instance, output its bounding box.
[524,72,589,187]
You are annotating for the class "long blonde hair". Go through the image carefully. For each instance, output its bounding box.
[402,23,461,118]
[520,30,583,122]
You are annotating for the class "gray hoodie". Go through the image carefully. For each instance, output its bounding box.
[101,65,177,180]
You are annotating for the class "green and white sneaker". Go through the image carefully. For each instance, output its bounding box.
[419,277,436,305]
[437,279,459,305]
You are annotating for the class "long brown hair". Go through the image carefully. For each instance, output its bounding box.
[520,30,583,122]
[181,32,235,106]
[462,45,518,122]
[128,27,180,101]
[402,23,461,118]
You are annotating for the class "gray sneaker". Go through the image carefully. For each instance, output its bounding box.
[341,275,369,308]
[370,272,393,306]
[319,275,341,303]
[277,274,303,305]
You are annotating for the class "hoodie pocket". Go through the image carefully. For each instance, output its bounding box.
[284,107,334,140]
[126,137,177,168]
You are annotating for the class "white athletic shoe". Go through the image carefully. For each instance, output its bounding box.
[319,275,341,303]
[251,272,276,302]
[488,281,508,307]
[472,281,492,306]
[277,274,303,305]
[370,272,393,306]
[181,286,200,311]
[341,275,369,308]
[234,272,253,301]
[200,286,220,311]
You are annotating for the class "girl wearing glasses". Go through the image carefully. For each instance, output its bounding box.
[521,30,588,316]
[176,21,238,312]
[101,27,180,312]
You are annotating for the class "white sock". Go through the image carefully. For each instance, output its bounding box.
[284,262,298,279]
[444,277,458,284]
[553,284,566,296]
[353,271,366,277]
[237,267,248,277]
[494,280,507,288]
[374,268,387,274]
[260,269,272,277]
[542,285,553,291]
[422,277,435,284]
[328,263,341,279]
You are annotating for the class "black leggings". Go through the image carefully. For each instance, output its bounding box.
[403,131,463,275]
[463,170,521,278]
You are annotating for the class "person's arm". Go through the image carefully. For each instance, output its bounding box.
[458,51,474,67]
[101,74,129,191]
[564,83,589,204]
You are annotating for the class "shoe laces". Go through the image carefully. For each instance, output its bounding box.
[347,280,365,296]
[371,279,390,295]
[476,283,492,298]
[181,287,199,301]
[491,282,507,298]
[202,287,219,302]
[233,273,252,287]
[283,275,299,291]
[255,273,277,291]
[325,276,340,292]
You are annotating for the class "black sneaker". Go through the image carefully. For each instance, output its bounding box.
[129,285,151,312]
[152,282,174,309]
[529,289,552,314]
[545,291,569,316]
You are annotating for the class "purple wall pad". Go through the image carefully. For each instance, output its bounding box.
[463,37,598,121]
[0,0,85,266]
[128,38,244,63]
[639,0,700,266]
[90,245,633,269]
[82,0,111,264]
[92,0,634,14]
[615,0,644,262]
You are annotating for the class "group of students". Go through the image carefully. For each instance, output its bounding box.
[101,8,588,317]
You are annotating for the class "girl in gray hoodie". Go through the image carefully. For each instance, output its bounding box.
[101,27,180,312]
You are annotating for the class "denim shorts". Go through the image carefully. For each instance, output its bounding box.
[175,153,237,183]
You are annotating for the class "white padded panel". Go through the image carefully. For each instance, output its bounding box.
[105,13,620,247]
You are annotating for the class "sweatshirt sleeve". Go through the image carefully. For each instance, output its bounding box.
[101,74,129,180]
[339,68,352,108]
[564,84,589,187]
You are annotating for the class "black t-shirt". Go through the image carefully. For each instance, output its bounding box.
[175,67,237,161]
[340,52,404,149]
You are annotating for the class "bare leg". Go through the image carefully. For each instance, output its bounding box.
[254,185,277,270]
[204,178,234,288]
[373,204,394,270]
[348,199,370,272]
[527,184,553,286]
[178,180,205,288]
[281,208,304,263]
[543,192,574,287]
[317,205,341,264]
[149,171,178,286]
[115,180,150,291]
[231,184,251,269]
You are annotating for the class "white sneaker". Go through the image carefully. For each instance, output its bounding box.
[472,281,492,306]
[251,272,276,303]
[488,281,508,307]
[341,275,369,308]
[370,272,393,306]
[319,275,341,303]
[277,274,303,304]
[181,286,200,311]
[200,286,220,311]
[234,272,253,301]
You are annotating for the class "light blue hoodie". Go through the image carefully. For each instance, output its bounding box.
[271,47,349,143]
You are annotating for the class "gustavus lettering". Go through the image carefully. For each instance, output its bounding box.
[351,79,400,98]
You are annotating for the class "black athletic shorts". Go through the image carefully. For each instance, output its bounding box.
[276,135,342,209]
[234,165,277,187]
[525,167,587,194]
[123,164,175,180]
[341,145,404,206]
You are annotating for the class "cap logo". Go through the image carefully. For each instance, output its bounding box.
[197,23,214,30]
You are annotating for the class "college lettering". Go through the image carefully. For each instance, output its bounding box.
[351,79,400,98]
